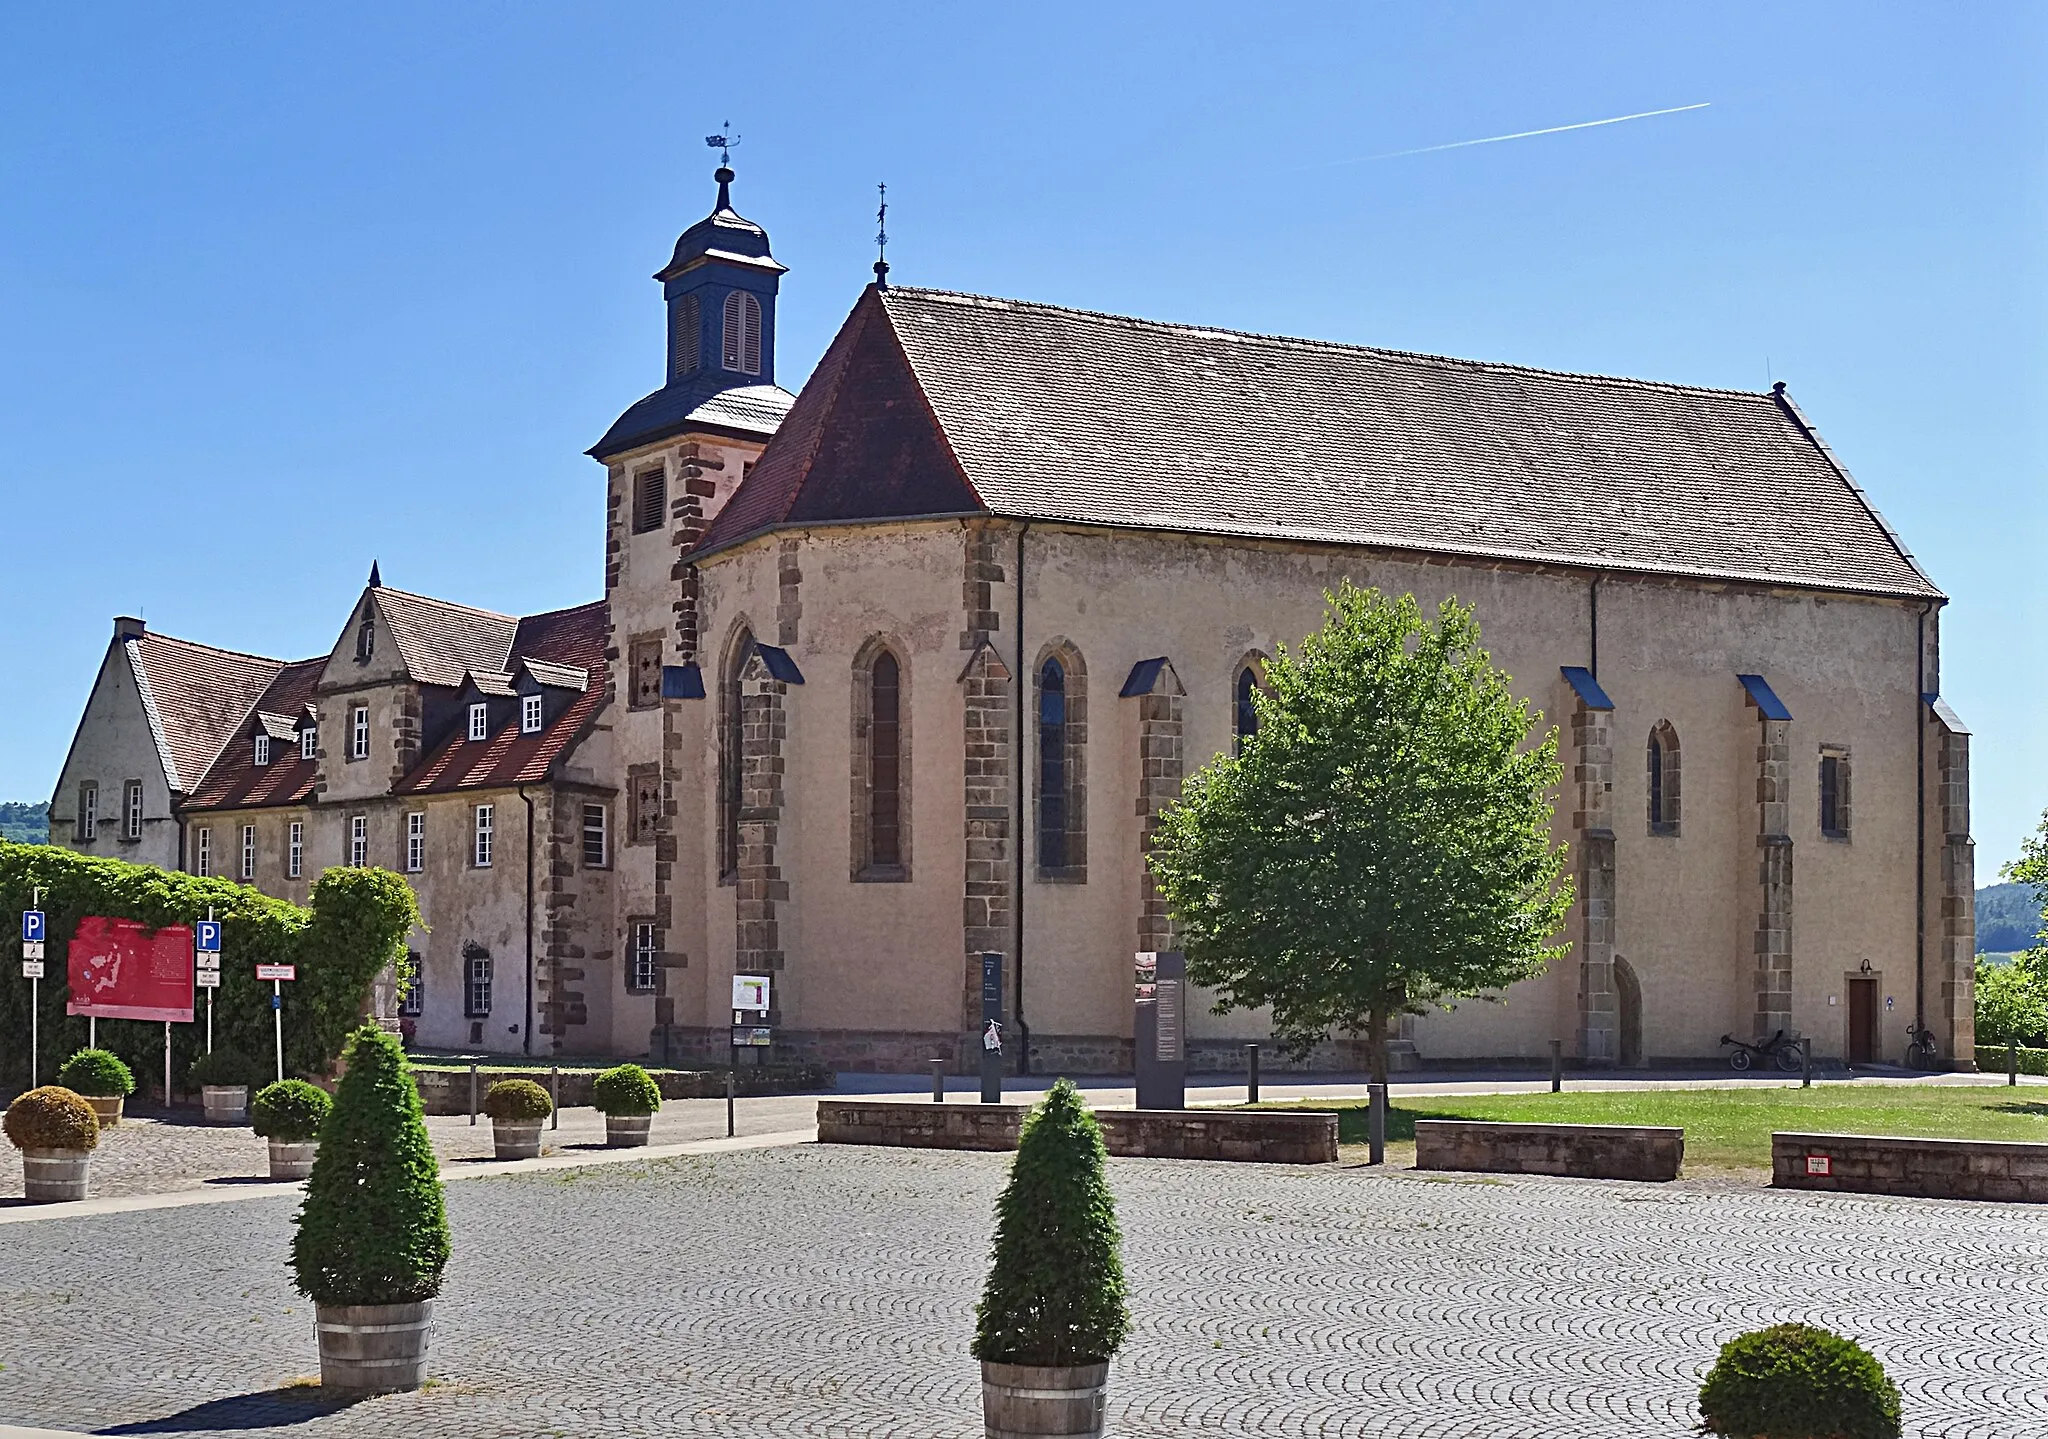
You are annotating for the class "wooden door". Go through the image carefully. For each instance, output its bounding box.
[1847,978,1877,1065]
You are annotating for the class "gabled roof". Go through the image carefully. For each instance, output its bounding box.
[699,286,1940,601]
[183,658,326,811]
[371,587,520,688]
[125,633,288,794]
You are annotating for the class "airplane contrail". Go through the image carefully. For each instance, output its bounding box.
[1302,102,1711,169]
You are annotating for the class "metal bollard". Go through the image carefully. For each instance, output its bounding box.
[930,1059,946,1102]
[2012,1043,2020,1087]
[469,1062,479,1126]
[1245,1043,1261,1106]
[1367,1082,1387,1166]
[1801,1037,1812,1088]
[550,1065,560,1130]
[1549,1039,1563,1094]
[726,1068,736,1138]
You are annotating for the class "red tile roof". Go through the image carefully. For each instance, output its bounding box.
[183,659,326,811]
[126,633,287,794]
[371,587,520,687]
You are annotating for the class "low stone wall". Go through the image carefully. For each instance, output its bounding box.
[1772,1132,2048,1202]
[816,1101,1337,1164]
[1415,1119,1684,1182]
[411,1064,829,1117]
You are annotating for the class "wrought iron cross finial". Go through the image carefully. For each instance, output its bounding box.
[704,123,741,167]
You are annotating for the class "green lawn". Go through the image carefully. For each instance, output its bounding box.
[1264,1086,2048,1171]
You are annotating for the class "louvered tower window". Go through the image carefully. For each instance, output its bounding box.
[722,290,762,376]
[670,292,700,380]
[632,467,667,535]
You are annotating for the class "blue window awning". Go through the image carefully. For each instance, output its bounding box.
[1559,666,1614,712]
[1737,674,1791,721]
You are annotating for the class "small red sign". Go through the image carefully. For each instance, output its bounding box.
[66,917,195,1024]
[255,964,297,982]
[1805,1154,1833,1177]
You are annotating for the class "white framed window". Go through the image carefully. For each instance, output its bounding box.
[406,811,425,872]
[350,706,369,760]
[239,824,256,880]
[123,780,143,840]
[399,952,423,1016]
[288,821,303,879]
[722,290,762,375]
[582,804,608,869]
[468,702,489,742]
[254,734,270,766]
[473,804,494,867]
[630,923,660,992]
[349,813,367,867]
[195,826,212,877]
[300,726,317,760]
[521,693,543,734]
[78,783,97,842]
[465,949,493,1016]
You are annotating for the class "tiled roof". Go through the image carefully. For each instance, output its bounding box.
[521,658,590,691]
[589,379,795,458]
[126,634,287,794]
[183,659,326,811]
[394,601,609,796]
[372,587,519,688]
[702,286,1940,600]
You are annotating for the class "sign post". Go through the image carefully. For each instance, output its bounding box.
[195,916,222,1054]
[256,964,296,1083]
[1134,950,1186,1111]
[22,893,46,1088]
[730,973,772,1069]
[979,952,1004,1104]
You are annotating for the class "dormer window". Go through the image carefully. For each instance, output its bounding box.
[254,734,270,766]
[521,694,543,734]
[300,726,316,760]
[670,292,700,379]
[722,290,762,376]
[468,703,489,742]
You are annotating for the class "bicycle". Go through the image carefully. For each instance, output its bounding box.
[1905,1023,1940,1069]
[1720,1030,1805,1073]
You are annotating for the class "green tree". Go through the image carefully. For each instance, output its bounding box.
[1974,958,2048,1048]
[1149,584,1574,1084]
[2003,809,2048,966]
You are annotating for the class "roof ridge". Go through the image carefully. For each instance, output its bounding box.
[883,286,1778,402]
[373,585,518,622]
[516,598,607,625]
[133,631,287,667]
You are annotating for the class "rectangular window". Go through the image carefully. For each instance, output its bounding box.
[629,637,662,709]
[78,783,97,842]
[631,466,667,534]
[406,811,425,872]
[350,706,369,760]
[300,726,317,760]
[630,923,660,992]
[468,702,489,742]
[630,770,660,844]
[288,821,303,879]
[123,780,143,840]
[349,814,368,867]
[583,804,609,868]
[465,952,493,1017]
[240,824,256,880]
[474,804,494,867]
[398,953,423,1016]
[254,734,270,766]
[1820,750,1851,839]
[195,826,212,877]
[521,693,543,734]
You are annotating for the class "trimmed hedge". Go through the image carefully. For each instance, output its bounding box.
[1698,1322,1901,1439]
[1976,1044,2048,1078]
[56,1048,134,1098]
[0,841,418,1096]
[4,1086,101,1151]
[483,1078,553,1121]
[591,1063,661,1116]
[251,1079,331,1142]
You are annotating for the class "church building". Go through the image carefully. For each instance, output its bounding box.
[49,159,1976,1071]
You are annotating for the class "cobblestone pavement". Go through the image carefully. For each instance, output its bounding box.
[3,1146,2045,1438]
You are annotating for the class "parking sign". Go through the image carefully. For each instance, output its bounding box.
[195,920,222,953]
[22,911,45,945]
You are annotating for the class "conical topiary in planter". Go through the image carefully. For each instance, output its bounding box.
[482,1079,552,1159]
[973,1078,1128,1438]
[56,1049,134,1127]
[291,1024,449,1393]
[592,1064,662,1147]
[252,1079,332,1180]
[1698,1322,1902,1439]
[4,1087,100,1202]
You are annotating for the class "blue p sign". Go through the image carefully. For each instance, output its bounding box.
[195,920,222,953]
[21,911,44,945]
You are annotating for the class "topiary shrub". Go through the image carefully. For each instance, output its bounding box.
[57,1048,134,1097]
[290,1024,449,1307]
[188,1049,260,1089]
[591,1064,661,1116]
[1698,1322,1902,1439]
[252,1079,332,1142]
[3,1087,100,1152]
[972,1077,1129,1367]
[483,1078,553,1122]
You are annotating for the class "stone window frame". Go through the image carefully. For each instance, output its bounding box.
[1033,639,1088,883]
[717,621,757,882]
[348,813,368,868]
[631,465,668,536]
[287,820,303,879]
[463,942,493,1017]
[239,823,256,881]
[405,811,426,873]
[850,636,912,882]
[627,763,661,849]
[1232,651,1269,755]
[194,824,211,877]
[398,950,423,1016]
[628,633,665,711]
[122,779,144,841]
[1647,720,1682,837]
[77,782,97,842]
[1820,745,1852,841]
[472,804,494,869]
[628,920,661,993]
[582,803,609,869]
[349,705,369,761]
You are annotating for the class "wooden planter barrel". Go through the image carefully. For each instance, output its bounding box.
[83,1095,124,1127]
[315,1299,434,1393]
[202,1086,249,1126]
[21,1147,91,1203]
[268,1140,317,1181]
[605,1114,653,1148]
[492,1120,543,1160]
[981,1360,1110,1438]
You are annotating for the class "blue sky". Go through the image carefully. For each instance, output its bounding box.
[2,4,2041,868]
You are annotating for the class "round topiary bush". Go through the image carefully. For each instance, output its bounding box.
[482,1078,553,1122]
[591,1064,662,1117]
[291,1024,448,1307]
[56,1048,135,1098]
[188,1049,259,1089]
[252,1079,333,1142]
[3,1087,101,1152]
[973,1077,1129,1368]
[1699,1322,1902,1439]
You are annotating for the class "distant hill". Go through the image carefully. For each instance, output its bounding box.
[0,801,49,845]
[1981,882,2043,954]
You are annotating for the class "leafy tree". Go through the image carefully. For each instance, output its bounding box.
[1149,585,1574,1083]
[1974,958,2048,1048]
[2003,809,2048,966]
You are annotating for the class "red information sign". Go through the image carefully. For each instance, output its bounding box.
[66,916,195,1024]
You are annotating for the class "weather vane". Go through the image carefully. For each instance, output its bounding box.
[704,123,740,167]
[874,182,890,289]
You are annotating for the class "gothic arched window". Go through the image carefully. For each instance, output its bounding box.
[1233,661,1263,754]
[1034,644,1087,879]
[852,641,910,878]
[722,290,762,376]
[718,627,754,879]
[670,292,700,380]
[1648,721,1681,836]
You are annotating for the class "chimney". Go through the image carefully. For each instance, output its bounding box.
[113,616,146,641]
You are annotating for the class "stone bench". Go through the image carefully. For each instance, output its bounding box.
[1772,1132,2048,1203]
[816,1100,1337,1164]
[1414,1119,1684,1182]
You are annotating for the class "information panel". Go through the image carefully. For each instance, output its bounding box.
[66,916,195,1024]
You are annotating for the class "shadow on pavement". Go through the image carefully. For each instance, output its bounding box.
[97,1386,365,1432]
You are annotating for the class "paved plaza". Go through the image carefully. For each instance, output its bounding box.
[1,1140,2045,1438]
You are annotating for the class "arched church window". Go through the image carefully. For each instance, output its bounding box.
[1648,721,1681,836]
[722,291,762,376]
[718,627,754,880]
[1234,661,1263,754]
[670,293,700,380]
[852,642,910,878]
[1034,645,1087,879]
